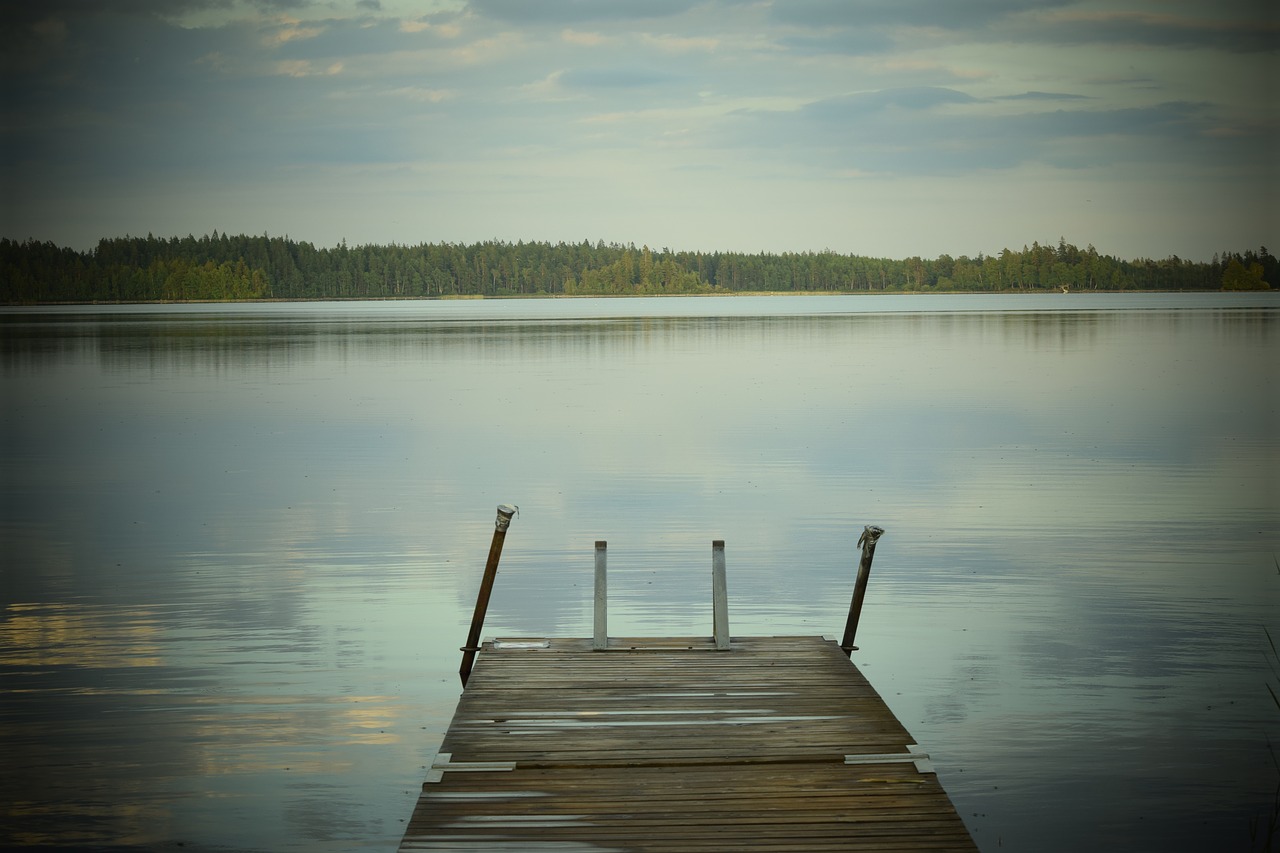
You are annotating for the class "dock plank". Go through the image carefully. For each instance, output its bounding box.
[401,636,977,852]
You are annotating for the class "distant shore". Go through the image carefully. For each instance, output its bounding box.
[5,235,1271,302]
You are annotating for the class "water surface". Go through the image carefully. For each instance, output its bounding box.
[2,294,1277,851]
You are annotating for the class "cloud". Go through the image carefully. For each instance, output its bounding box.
[0,0,313,27]
[262,20,326,47]
[767,1,1280,55]
[561,28,612,46]
[559,66,686,91]
[401,18,461,36]
[0,0,211,24]
[639,33,719,53]
[383,85,454,103]
[774,28,895,57]
[1002,9,1280,53]
[273,58,344,77]
[996,91,1090,101]
[768,0,1073,30]
[1,0,1275,260]
[466,0,697,25]
[805,86,980,117]
[732,89,1235,177]
[239,15,468,66]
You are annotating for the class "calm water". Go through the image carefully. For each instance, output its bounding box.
[2,293,1277,852]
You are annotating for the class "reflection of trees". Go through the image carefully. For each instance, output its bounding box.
[3,305,1271,378]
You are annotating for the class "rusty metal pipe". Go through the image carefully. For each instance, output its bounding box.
[458,504,517,686]
[840,525,884,657]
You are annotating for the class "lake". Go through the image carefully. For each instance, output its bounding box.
[2,293,1277,852]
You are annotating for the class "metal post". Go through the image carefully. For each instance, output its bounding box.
[840,525,885,657]
[458,504,517,686]
[712,540,730,650]
[593,541,608,650]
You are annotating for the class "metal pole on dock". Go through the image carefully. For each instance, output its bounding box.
[711,540,730,650]
[593,541,608,651]
[458,504,517,686]
[840,525,884,657]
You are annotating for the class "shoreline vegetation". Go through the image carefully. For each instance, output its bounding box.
[1,233,1274,304]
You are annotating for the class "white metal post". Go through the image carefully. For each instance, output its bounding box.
[712,540,730,650]
[593,540,608,650]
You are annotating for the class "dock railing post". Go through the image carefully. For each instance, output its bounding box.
[840,525,884,657]
[458,504,517,687]
[593,541,608,650]
[712,540,730,650]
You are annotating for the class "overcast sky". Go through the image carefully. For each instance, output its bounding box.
[2,0,1276,260]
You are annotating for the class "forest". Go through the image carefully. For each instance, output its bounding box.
[0,233,1273,303]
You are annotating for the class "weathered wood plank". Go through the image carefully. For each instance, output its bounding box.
[401,636,977,852]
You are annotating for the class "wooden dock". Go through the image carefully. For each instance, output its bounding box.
[399,635,978,851]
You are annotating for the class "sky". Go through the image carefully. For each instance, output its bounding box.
[1,0,1276,261]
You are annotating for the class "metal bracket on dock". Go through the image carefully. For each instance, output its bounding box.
[425,752,517,784]
[844,744,935,774]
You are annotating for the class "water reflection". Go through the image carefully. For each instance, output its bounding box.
[2,601,167,669]
[1,562,461,850]
[1,296,1277,852]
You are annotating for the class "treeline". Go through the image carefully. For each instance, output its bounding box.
[0,233,1273,303]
